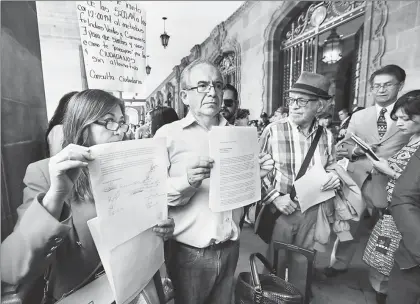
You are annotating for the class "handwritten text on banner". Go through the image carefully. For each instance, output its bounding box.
[76,1,146,92]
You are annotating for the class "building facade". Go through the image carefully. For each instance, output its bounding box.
[147,1,420,121]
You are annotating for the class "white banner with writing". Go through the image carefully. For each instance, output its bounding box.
[76,1,146,93]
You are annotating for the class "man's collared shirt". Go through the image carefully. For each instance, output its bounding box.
[154,112,243,248]
[259,117,336,204]
[375,102,396,130]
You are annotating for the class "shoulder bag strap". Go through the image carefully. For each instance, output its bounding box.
[290,126,324,201]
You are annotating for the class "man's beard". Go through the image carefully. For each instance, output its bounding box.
[220,108,233,119]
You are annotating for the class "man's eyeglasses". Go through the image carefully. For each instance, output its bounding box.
[371,83,398,91]
[185,81,224,93]
[285,97,318,108]
[94,120,129,133]
[223,99,236,107]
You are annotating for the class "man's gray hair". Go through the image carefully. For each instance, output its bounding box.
[180,59,222,90]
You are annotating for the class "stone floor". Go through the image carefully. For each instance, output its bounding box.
[234,217,378,304]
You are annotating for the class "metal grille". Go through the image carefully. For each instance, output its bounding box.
[280,1,366,103]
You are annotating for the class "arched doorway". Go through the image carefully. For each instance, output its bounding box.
[125,107,139,124]
[263,1,367,119]
[278,2,366,122]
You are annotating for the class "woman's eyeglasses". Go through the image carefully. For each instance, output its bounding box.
[94,120,129,133]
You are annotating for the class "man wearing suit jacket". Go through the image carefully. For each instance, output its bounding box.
[323,65,410,304]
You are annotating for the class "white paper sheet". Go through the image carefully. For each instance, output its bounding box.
[88,138,168,250]
[208,127,261,212]
[55,273,114,304]
[293,161,336,213]
[337,158,349,171]
[87,218,164,304]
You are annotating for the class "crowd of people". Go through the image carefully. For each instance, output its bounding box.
[1,60,419,304]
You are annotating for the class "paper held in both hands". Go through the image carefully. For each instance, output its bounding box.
[85,138,168,304]
[208,127,261,212]
[293,147,336,213]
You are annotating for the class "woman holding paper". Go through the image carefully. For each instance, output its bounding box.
[365,90,420,303]
[1,89,174,303]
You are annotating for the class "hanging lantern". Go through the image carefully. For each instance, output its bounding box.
[146,55,151,75]
[322,28,343,64]
[160,17,170,48]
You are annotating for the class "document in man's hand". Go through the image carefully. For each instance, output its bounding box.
[293,162,336,213]
[88,138,168,251]
[87,218,164,304]
[208,126,261,212]
[350,133,380,161]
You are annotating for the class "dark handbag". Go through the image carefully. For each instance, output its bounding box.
[235,253,303,304]
[254,127,324,244]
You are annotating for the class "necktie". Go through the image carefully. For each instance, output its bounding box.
[377,108,387,139]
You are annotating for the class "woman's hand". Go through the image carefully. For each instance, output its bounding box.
[153,218,175,241]
[48,144,94,201]
[366,155,394,176]
[259,152,274,178]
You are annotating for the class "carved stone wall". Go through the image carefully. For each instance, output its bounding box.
[261,1,402,112]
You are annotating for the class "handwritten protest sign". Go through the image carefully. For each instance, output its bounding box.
[76,1,146,93]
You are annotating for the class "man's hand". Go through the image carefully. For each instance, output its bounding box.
[187,156,214,188]
[336,144,351,159]
[259,152,274,178]
[321,172,341,191]
[272,194,297,215]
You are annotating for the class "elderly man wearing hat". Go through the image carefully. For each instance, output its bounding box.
[259,72,341,296]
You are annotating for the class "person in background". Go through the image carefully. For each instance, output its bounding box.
[331,64,409,304]
[45,91,78,157]
[318,112,338,141]
[154,60,274,304]
[136,111,152,139]
[337,108,351,142]
[364,90,420,304]
[1,89,175,303]
[259,112,270,131]
[234,109,250,126]
[221,84,239,125]
[270,106,289,122]
[125,123,135,140]
[149,106,179,137]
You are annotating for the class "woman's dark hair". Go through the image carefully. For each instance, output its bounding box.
[390,90,420,121]
[62,89,125,202]
[150,106,179,136]
[45,91,78,157]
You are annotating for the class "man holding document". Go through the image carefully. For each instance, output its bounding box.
[330,65,410,302]
[154,60,274,304]
[259,72,352,295]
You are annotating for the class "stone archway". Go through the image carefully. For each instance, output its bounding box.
[262,1,389,114]
[125,107,139,124]
[150,97,156,109]
[156,91,164,106]
[165,82,175,108]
